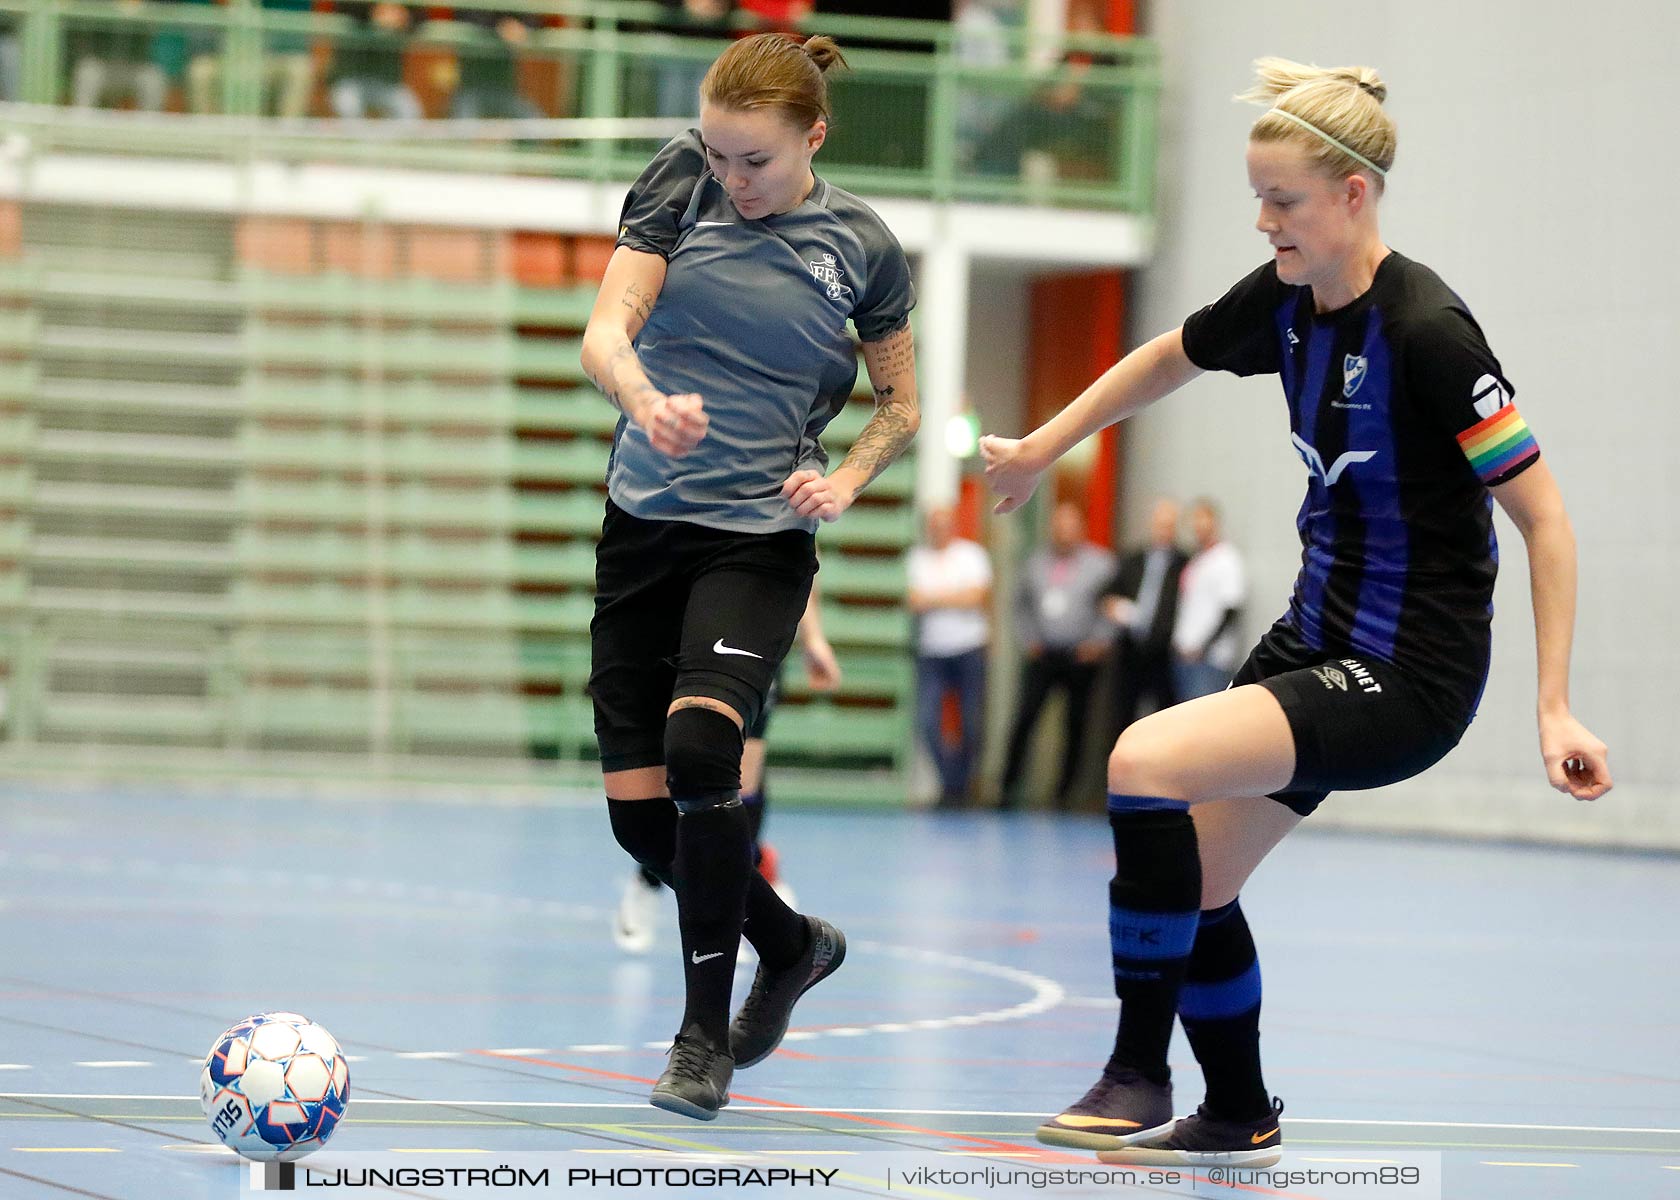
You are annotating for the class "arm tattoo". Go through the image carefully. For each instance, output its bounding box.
[587,342,653,418]
[619,282,656,329]
[845,324,920,486]
[841,402,918,484]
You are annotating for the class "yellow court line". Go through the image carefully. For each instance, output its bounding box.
[577,1125,741,1155]
[1481,1161,1580,1168]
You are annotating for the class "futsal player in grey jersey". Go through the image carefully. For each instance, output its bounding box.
[580,32,920,1120]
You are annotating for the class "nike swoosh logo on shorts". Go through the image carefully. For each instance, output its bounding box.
[696,220,735,227]
[691,950,725,964]
[713,639,763,659]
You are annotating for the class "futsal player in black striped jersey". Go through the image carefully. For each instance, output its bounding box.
[982,57,1611,1167]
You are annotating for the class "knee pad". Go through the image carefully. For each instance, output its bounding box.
[664,705,744,811]
[607,797,677,883]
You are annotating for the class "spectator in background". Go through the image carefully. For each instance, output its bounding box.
[953,0,1017,170]
[650,0,736,119]
[1,14,20,102]
[738,0,812,31]
[998,500,1115,812]
[186,0,314,119]
[1171,498,1245,701]
[69,0,167,112]
[971,0,1114,181]
[908,505,991,810]
[816,1,951,52]
[1103,496,1188,737]
[450,7,542,119]
[329,1,421,120]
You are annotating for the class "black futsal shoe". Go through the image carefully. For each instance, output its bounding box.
[1034,1068,1175,1150]
[1098,1097,1285,1167]
[728,915,847,1068]
[649,1025,734,1121]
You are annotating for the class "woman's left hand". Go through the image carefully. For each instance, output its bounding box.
[1539,709,1612,801]
[781,469,854,523]
[802,636,842,692]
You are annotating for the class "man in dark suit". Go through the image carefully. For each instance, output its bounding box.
[1102,497,1187,738]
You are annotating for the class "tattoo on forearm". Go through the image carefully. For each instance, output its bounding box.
[846,325,919,485]
[590,342,655,417]
[842,402,918,484]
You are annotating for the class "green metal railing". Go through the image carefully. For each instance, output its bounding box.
[0,0,1160,212]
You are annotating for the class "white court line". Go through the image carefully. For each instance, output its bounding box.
[72,1061,151,1068]
[5,1095,1680,1136]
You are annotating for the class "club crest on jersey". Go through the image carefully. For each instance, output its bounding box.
[809,252,852,303]
[1343,354,1369,398]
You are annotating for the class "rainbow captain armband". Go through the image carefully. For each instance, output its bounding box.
[1456,406,1540,484]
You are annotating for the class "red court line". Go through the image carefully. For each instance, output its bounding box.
[471,1049,1092,1163]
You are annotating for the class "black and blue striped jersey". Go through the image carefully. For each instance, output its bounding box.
[1181,251,1541,722]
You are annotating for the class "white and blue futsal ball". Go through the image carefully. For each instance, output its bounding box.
[200,1012,350,1161]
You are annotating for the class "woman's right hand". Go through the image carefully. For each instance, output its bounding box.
[979,434,1048,514]
[639,392,708,458]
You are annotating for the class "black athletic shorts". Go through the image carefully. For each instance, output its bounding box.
[589,499,817,773]
[1232,620,1475,817]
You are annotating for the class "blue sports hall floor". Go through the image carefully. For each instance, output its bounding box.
[0,783,1676,1199]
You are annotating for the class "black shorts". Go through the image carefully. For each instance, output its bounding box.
[589,500,817,773]
[1232,621,1472,817]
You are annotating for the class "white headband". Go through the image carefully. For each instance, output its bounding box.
[1267,107,1387,178]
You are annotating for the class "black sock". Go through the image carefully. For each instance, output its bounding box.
[742,784,767,851]
[1105,797,1202,1086]
[1180,898,1270,1121]
[672,800,754,1044]
[607,795,802,969]
[736,776,806,968]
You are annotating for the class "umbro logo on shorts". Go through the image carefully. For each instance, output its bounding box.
[712,639,763,659]
[1312,665,1349,691]
[1313,660,1384,695]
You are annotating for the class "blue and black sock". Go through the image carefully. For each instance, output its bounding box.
[1180,898,1270,1121]
[1105,793,1201,1087]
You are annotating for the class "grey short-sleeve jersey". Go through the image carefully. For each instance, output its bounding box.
[606,131,916,534]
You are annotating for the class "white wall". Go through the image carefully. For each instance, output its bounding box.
[1128,0,1680,846]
